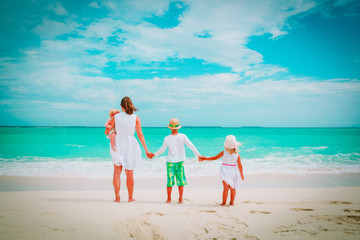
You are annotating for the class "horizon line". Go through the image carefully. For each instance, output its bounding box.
[0,126,359,129]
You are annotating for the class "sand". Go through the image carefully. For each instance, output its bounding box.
[1,174,360,240]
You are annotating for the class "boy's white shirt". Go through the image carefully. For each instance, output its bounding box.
[154,133,200,163]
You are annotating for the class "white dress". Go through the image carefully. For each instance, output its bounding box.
[220,150,241,189]
[109,112,142,170]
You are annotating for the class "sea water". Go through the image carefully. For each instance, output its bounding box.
[0,127,359,178]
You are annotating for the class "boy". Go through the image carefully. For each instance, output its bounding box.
[150,118,201,203]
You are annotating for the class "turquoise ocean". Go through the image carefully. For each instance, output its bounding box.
[0,127,359,179]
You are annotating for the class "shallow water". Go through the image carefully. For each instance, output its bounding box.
[0,127,359,178]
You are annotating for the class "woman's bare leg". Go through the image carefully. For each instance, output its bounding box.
[229,187,236,206]
[125,169,135,202]
[221,180,230,206]
[113,164,122,202]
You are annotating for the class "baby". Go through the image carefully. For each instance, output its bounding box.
[105,108,120,151]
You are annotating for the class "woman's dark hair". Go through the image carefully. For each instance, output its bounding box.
[121,96,137,115]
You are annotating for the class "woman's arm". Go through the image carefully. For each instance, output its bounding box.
[104,117,115,135]
[237,154,244,180]
[199,151,224,161]
[135,115,150,154]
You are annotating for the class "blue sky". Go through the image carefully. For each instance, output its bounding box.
[0,0,359,127]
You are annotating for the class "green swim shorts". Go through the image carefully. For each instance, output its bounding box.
[166,161,187,187]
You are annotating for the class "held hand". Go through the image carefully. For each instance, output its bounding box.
[146,152,154,159]
[198,156,205,162]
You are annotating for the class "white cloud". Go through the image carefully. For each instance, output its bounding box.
[103,0,170,19]
[46,1,68,16]
[3,0,359,127]
[89,1,100,8]
[243,64,288,79]
[71,0,315,72]
[26,0,318,76]
[30,100,99,110]
[33,18,79,39]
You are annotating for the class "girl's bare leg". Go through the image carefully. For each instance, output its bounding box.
[166,187,172,203]
[110,132,116,151]
[221,180,230,206]
[125,169,135,202]
[229,187,236,206]
[178,186,184,203]
[113,164,122,202]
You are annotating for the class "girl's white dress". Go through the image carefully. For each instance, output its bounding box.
[109,112,142,170]
[220,150,241,189]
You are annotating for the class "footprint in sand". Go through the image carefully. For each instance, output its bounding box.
[0,208,22,213]
[344,209,360,213]
[41,211,61,216]
[346,215,360,223]
[143,212,164,216]
[243,234,260,240]
[329,201,352,205]
[244,201,264,204]
[311,215,360,225]
[230,217,248,227]
[113,218,166,240]
[290,208,314,212]
[201,222,235,235]
[199,209,221,218]
[249,210,271,214]
[40,225,71,232]
[277,214,360,237]
[200,210,217,213]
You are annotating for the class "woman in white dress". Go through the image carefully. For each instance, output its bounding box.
[105,96,151,202]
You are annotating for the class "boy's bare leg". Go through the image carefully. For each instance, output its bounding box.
[125,169,135,202]
[220,180,230,206]
[110,132,116,151]
[178,186,184,203]
[166,187,172,203]
[229,187,236,206]
[113,164,122,202]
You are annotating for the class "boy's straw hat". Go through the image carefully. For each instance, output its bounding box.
[224,135,241,149]
[168,118,181,129]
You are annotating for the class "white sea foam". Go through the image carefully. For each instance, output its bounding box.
[65,144,84,148]
[299,146,328,150]
[1,152,360,178]
[242,147,259,152]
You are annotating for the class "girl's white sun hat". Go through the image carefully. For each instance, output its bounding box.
[224,135,241,149]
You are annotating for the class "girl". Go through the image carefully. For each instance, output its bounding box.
[199,135,244,206]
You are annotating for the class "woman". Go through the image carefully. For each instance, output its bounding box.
[105,96,151,202]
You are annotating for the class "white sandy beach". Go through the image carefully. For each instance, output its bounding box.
[1,174,360,240]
